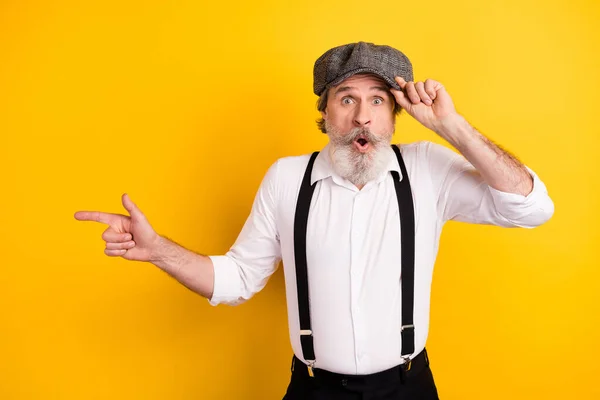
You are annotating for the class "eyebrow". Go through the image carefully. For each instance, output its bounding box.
[334,86,390,96]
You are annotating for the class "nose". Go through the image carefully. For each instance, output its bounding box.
[353,101,371,127]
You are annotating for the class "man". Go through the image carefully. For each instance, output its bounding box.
[75,42,554,399]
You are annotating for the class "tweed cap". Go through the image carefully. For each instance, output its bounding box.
[313,42,413,96]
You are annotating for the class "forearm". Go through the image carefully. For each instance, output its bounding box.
[149,235,215,299]
[434,113,534,196]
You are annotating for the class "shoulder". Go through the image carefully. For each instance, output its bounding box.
[257,152,319,208]
[269,151,317,181]
[261,151,318,189]
[275,152,317,172]
[392,140,432,163]
[393,140,430,153]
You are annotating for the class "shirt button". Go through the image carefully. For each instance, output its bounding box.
[341,379,348,386]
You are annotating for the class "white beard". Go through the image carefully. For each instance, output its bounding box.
[325,121,394,188]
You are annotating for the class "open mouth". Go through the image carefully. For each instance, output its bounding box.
[353,136,370,152]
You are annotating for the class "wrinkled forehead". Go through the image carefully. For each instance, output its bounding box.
[333,72,389,88]
[329,73,392,97]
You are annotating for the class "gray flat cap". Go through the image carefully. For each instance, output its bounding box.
[313,41,413,96]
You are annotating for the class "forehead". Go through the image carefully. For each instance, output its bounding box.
[330,73,390,95]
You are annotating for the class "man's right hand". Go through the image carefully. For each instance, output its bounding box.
[74,193,161,262]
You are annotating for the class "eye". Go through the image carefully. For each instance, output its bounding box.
[342,97,354,105]
[373,98,383,105]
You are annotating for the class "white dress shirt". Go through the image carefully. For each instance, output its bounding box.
[208,140,554,375]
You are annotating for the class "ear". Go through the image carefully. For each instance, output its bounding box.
[320,109,327,120]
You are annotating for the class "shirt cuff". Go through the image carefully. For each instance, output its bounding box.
[487,166,554,227]
[207,255,245,306]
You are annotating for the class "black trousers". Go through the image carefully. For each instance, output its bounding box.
[282,349,440,400]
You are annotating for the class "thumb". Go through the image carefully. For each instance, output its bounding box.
[122,193,146,220]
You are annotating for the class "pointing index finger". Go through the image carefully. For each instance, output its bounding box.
[74,211,121,225]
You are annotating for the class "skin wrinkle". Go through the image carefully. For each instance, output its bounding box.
[334,85,390,96]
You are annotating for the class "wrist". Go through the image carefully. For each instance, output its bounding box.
[433,112,465,136]
[433,113,478,149]
[149,234,169,264]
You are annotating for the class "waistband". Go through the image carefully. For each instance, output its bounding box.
[291,348,430,389]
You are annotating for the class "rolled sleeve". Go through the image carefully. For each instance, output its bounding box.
[487,166,555,228]
[208,255,246,306]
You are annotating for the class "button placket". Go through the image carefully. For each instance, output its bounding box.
[350,192,369,373]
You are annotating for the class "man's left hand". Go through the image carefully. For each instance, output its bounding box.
[390,77,459,134]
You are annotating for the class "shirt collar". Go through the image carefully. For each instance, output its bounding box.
[311,142,403,186]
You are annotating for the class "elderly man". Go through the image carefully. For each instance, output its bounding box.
[75,42,554,399]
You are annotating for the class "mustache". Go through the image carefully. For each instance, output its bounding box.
[332,127,385,146]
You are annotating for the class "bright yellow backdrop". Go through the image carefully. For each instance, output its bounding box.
[1,0,598,399]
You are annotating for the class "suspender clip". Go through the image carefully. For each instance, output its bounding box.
[401,355,412,371]
[300,330,316,377]
[401,324,414,371]
[307,361,315,377]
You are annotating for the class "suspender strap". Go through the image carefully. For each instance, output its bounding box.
[391,144,416,357]
[293,151,319,362]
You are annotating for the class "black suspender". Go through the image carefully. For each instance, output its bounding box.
[293,151,319,375]
[391,144,416,360]
[293,145,416,373]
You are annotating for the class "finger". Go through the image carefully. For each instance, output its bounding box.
[104,249,127,257]
[74,211,122,225]
[424,79,437,100]
[390,89,412,111]
[121,193,146,220]
[102,229,132,243]
[394,76,407,89]
[106,241,136,250]
[405,82,420,104]
[415,82,432,105]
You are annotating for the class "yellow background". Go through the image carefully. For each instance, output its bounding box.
[1,0,598,398]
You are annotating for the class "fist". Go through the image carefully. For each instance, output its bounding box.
[390,77,458,133]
